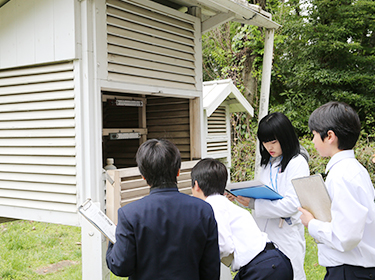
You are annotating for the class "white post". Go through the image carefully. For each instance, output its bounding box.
[255,28,275,178]
[75,0,110,279]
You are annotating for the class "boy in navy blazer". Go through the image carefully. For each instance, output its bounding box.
[106,139,220,280]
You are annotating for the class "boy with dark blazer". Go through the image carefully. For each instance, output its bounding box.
[106,139,220,280]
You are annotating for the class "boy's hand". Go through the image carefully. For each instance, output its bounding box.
[225,192,236,202]
[236,196,253,208]
[298,207,315,228]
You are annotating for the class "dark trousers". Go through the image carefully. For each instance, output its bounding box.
[234,242,293,280]
[325,264,375,280]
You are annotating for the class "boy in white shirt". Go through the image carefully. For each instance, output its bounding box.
[191,158,293,280]
[299,101,375,279]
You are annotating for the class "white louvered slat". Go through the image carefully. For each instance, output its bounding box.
[0,61,77,216]
[107,37,195,63]
[0,181,76,194]
[106,0,198,90]
[0,109,75,121]
[0,155,76,166]
[207,106,229,158]
[0,198,77,213]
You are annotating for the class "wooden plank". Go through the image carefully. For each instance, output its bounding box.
[0,147,76,156]
[0,90,74,104]
[0,172,76,185]
[0,80,74,95]
[108,54,195,76]
[107,16,194,47]
[0,181,76,194]
[107,6,194,39]
[147,131,190,139]
[107,24,194,53]
[0,100,75,113]
[0,189,76,204]
[0,138,75,147]
[147,110,189,119]
[107,0,194,31]
[147,117,189,126]
[107,38,194,64]
[0,198,77,213]
[0,155,76,166]
[0,109,75,121]
[0,119,75,130]
[107,72,196,90]
[0,62,73,79]
[0,164,76,176]
[107,63,196,84]
[148,124,189,132]
[0,71,74,87]
[0,128,75,138]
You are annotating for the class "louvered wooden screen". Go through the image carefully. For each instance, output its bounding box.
[207,106,229,159]
[106,0,197,90]
[0,61,77,220]
[106,160,197,223]
[146,96,191,161]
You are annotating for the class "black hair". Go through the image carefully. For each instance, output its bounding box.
[191,158,228,197]
[308,101,361,150]
[136,139,181,188]
[257,112,300,172]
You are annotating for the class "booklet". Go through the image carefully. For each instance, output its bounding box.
[291,174,332,222]
[78,198,117,243]
[227,180,283,200]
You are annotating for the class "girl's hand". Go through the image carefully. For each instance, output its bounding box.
[298,207,315,227]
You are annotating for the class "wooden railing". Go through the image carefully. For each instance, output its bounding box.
[105,160,198,224]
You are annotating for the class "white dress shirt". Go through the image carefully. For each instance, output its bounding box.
[308,150,375,267]
[253,154,309,280]
[206,194,268,271]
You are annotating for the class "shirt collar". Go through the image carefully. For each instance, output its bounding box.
[326,150,355,173]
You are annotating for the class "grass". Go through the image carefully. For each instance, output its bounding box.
[1,220,325,280]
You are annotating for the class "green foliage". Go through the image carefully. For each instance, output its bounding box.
[271,0,375,136]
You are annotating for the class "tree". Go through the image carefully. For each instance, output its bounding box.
[271,0,375,136]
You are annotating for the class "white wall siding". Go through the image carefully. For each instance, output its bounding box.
[106,0,199,90]
[0,0,76,69]
[0,61,78,225]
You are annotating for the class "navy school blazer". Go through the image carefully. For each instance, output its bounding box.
[106,186,220,280]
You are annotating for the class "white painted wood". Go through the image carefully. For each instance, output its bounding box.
[0,155,76,166]
[0,0,76,69]
[106,0,201,92]
[0,61,78,223]
[0,181,76,194]
[0,197,77,212]
[0,205,79,226]
[202,11,235,33]
[255,28,275,178]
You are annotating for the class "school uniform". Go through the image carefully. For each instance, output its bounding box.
[206,194,293,280]
[253,154,309,280]
[308,150,375,279]
[106,185,220,280]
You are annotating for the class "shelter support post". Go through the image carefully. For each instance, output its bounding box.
[81,211,110,280]
[255,28,275,178]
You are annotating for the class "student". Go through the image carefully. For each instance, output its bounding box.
[191,158,293,280]
[106,139,221,280]
[299,101,375,279]
[227,112,309,280]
